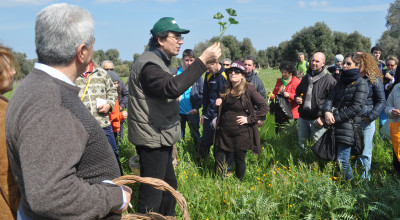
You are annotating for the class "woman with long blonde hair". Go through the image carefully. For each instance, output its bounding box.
[214,61,268,181]
[357,52,385,180]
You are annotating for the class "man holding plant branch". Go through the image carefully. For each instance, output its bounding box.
[127,17,221,216]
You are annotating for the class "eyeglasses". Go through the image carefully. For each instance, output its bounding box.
[168,35,184,42]
[388,64,396,67]
[223,64,230,66]
[226,69,242,74]
[104,68,114,71]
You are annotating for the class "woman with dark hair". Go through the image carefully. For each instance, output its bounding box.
[322,53,368,180]
[0,46,20,219]
[356,52,385,180]
[270,61,301,134]
[214,61,267,181]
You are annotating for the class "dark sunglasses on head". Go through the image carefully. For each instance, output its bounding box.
[226,69,243,74]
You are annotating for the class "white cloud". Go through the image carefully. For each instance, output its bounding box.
[0,0,56,7]
[318,4,389,13]
[309,0,329,8]
[92,0,136,3]
[298,1,306,8]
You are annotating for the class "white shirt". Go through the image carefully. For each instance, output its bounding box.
[34,63,75,86]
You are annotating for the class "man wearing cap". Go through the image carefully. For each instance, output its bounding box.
[128,17,221,216]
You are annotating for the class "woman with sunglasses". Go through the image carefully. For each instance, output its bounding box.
[213,61,268,181]
[322,53,368,180]
[270,61,301,134]
[355,52,385,180]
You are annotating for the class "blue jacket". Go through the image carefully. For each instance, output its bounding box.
[173,67,204,110]
[361,77,386,122]
[202,67,227,120]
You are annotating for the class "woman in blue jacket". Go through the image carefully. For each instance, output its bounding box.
[356,52,385,180]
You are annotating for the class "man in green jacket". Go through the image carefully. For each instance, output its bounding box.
[296,52,309,74]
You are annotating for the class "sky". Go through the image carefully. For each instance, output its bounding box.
[0,0,394,61]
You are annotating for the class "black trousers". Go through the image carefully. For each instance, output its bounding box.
[214,146,247,181]
[136,146,177,216]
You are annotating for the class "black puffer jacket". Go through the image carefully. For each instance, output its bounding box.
[322,77,368,145]
[361,77,385,122]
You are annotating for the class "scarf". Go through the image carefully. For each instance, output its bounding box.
[339,68,361,85]
[303,69,327,111]
[281,76,291,86]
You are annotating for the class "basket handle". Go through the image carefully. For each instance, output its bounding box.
[113,175,190,220]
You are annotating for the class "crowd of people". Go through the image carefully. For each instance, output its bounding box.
[1,3,400,219]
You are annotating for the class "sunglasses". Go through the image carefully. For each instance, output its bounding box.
[226,69,243,74]
[223,64,230,66]
[104,68,114,71]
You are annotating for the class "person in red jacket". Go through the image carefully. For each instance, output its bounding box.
[108,72,128,139]
[270,61,301,134]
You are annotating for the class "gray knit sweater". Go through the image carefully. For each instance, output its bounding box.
[6,69,123,219]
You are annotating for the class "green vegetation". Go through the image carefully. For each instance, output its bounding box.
[116,69,398,219]
[7,69,395,218]
[213,9,239,42]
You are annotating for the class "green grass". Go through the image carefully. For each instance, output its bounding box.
[7,69,399,219]
[117,68,398,219]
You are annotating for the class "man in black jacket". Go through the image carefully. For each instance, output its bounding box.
[295,52,336,150]
[127,17,221,216]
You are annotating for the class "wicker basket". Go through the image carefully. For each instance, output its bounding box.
[112,175,190,220]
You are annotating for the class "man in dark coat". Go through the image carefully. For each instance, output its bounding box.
[295,52,336,150]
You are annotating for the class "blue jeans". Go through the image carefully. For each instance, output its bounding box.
[179,113,201,147]
[357,120,375,180]
[103,125,122,175]
[298,117,325,150]
[337,143,353,180]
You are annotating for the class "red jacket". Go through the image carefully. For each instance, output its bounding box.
[109,99,125,133]
[270,76,301,119]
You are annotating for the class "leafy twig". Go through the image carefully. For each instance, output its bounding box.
[213,8,239,42]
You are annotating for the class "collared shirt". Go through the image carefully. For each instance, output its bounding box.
[34,63,75,86]
[30,63,126,212]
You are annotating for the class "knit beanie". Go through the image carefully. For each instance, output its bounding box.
[107,71,121,82]
[334,54,344,64]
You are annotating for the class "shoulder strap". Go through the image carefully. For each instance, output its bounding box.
[221,72,227,81]
[81,74,93,101]
[207,71,228,82]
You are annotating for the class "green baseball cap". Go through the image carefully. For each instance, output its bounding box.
[150,17,190,36]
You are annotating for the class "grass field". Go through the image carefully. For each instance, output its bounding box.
[117,69,400,219]
[6,69,400,219]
